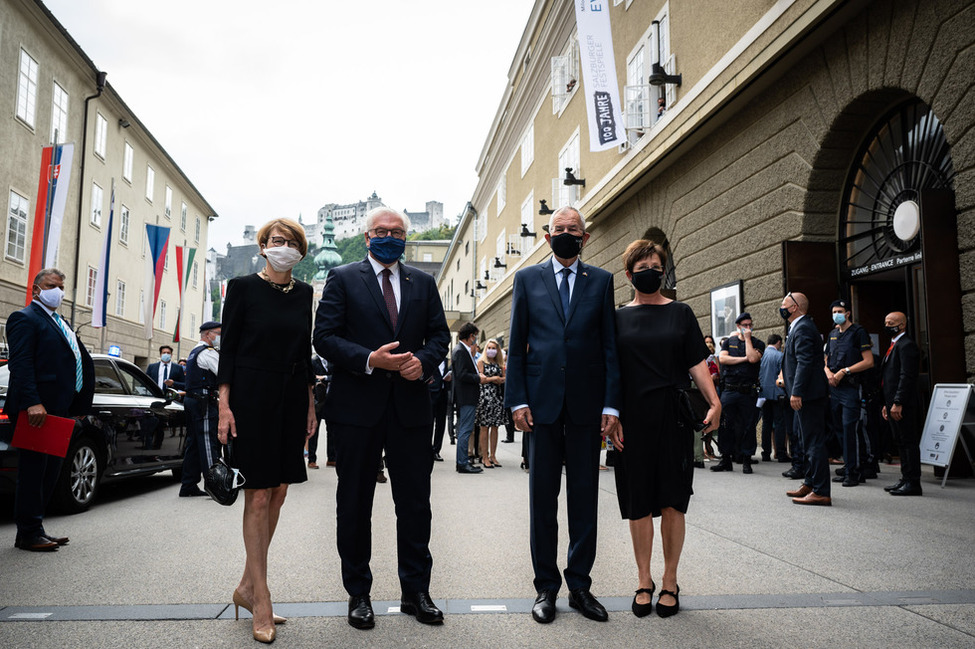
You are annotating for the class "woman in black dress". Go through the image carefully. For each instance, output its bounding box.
[217,218,317,644]
[609,240,721,619]
[475,339,505,467]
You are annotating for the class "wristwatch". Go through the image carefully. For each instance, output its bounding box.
[843,367,851,375]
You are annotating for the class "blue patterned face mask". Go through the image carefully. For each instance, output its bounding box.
[369,236,406,264]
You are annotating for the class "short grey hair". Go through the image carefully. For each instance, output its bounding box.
[364,207,411,234]
[33,267,66,286]
[547,206,585,233]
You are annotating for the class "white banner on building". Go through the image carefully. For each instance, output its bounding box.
[574,1,625,151]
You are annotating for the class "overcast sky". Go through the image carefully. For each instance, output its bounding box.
[43,0,534,249]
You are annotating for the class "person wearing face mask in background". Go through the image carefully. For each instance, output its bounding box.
[880,311,922,496]
[475,339,506,468]
[608,240,720,619]
[5,268,95,552]
[178,321,223,498]
[505,206,622,624]
[216,218,317,643]
[711,313,764,474]
[147,345,186,393]
[824,300,874,488]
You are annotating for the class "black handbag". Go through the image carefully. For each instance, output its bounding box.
[204,441,245,506]
[676,388,707,433]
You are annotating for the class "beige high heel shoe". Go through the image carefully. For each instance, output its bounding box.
[252,624,276,644]
[233,589,286,624]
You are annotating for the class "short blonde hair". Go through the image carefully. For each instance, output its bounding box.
[257,218,308,256]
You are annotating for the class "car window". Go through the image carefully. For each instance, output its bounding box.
[116,363,162,398]
[93,360,125,395]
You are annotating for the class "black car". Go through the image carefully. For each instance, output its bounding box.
[0,354,187,513]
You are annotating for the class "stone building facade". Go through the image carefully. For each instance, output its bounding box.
[442,0,975,401]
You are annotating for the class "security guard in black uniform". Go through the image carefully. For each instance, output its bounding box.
[712,312,764,473]
[824,300,874,487]
[178,321,222,498]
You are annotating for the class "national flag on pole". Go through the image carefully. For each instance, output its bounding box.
[26,143,75,305]
[143,224,171,339]
[92,181,115,328]
[173,246,196,342]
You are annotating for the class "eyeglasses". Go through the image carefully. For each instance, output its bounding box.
[370,228,407,239]
[268,236,300,249]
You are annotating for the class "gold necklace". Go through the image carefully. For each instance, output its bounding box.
[259,270,295,293]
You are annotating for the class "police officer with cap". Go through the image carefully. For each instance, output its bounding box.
[824,299,874,486]
[178,320,222,497]
[712,312,764,473]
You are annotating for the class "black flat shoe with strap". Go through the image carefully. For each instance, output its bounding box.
[656,585,680,618]
[632,581,655,617]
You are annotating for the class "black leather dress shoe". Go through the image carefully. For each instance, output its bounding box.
[179,487,207,497]
[889,482,922,496]
[433,452,443,462]
[14,535,58,552]
[532,591,557,623]
[782,467,804,479]
[400,591,444,624]
[841,477,859,487]
[710,459,733,472]
[568,589,608,622]
[884,479,907,492]
[742,460,753,474]
[456,463,483,474]
[348,594,375,630]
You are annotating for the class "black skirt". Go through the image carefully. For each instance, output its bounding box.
[614,388,694,519]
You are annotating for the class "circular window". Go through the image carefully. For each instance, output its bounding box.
[839,101,954,277]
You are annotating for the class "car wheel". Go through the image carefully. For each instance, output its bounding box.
[53,437,100,514]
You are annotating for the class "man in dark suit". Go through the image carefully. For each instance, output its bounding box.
[779,292,831,506]
[428,356,450,462]
[505,207,621,624]
[314,208,451,630]
[5,268,94,551]
[881,311,923,496]
[451,322,483,474]
[146,345,185,392]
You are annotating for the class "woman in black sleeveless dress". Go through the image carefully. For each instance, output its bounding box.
[608,240,721,619]
[217,218,317,643]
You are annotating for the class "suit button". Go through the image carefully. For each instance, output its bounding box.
[560,366,565,371]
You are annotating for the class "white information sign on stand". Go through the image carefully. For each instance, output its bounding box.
[919,383,975,487]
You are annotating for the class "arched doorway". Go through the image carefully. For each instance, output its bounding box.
[837,98,964,405]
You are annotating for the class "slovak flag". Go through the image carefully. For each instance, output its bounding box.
[144,224,171,339]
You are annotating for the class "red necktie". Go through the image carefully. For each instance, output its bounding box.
[381,268,398,329]
[885,340,895,360]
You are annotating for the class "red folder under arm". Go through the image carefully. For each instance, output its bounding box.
[11,414,76,457]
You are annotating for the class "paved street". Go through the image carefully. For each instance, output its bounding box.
[2,434,974,648]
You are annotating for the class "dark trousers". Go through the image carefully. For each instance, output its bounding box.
[431,389,448,454]
[528,409,602,593]
[830,386,861,481]
[888,405,921,482]
[182,396,219,489]
[789,409,805,471]
[331,406,434,596]
[796,397,830,496]
[15,445,63,538]
[307,422,320,463]
[761,398,790,459]
[718,390,753,460]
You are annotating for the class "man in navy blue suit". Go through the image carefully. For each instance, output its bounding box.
[779,292,832,506]
[146,345,185,392]
[5,268,94,551]
[314,208,450,630]
[505,207,622,624]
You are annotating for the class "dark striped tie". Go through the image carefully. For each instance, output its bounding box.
[382,268,398,329]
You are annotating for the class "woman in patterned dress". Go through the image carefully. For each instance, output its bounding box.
[475,339,506,468]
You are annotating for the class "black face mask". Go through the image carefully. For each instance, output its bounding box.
[631,268,663,295]
[550,232,584,259]
[779,306,792,321]
[884,325,901,336]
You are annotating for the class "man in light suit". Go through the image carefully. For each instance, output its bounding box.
[451,322,483,473]
[146,345,185,392]
[314,207,451,630]
[779,292,831,506]
[5,268,94,551]
[880,311,923,496]
[505,206,621,624]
